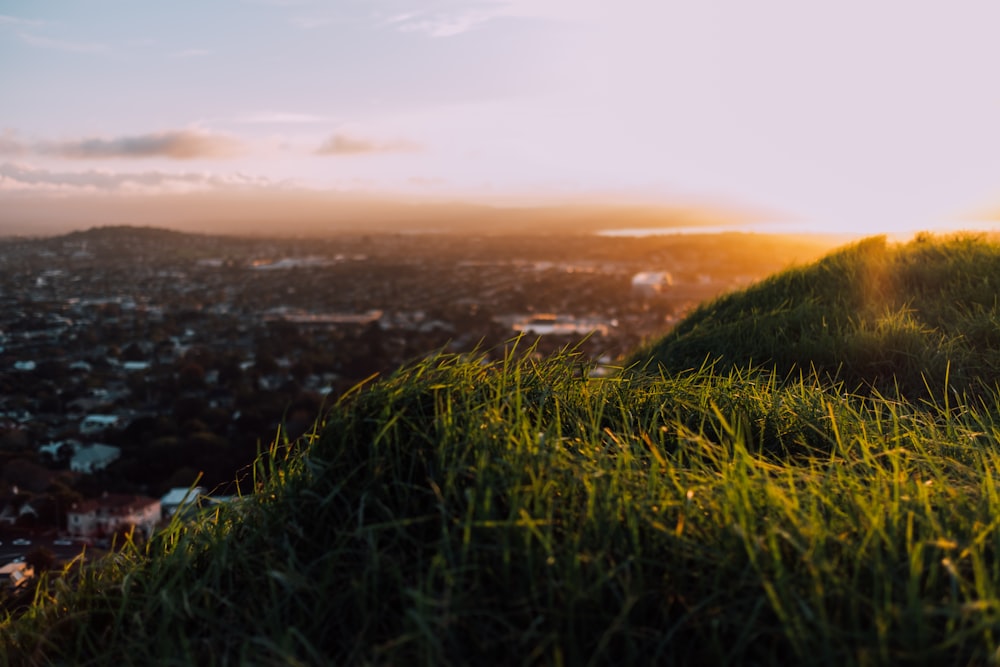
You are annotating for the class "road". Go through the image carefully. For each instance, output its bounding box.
[0,538,98,567]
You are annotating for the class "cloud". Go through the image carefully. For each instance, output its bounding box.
[387,8,492,37]
[289,16,334,29]
[20,32,108,53]
[236,111,334,124]
[0,130,28,156]
[407,176,446,187]
[0,14,42,27]
[315,133,421,155]
[243,0,313,6]
[40,130,245,160]
[383,1,601,38]
[496,0,602,22]
[171,48,212,58]
[0,162,286,196]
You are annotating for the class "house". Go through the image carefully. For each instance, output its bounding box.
[67,494,161,540]
[0,496,37,525]
[79,414,120,435]
[631,271,673,296]
[70,443,121,473]
[122,361,151,372]
[512,314,612,336]
[160,486,206,519]
[0,562,33,590]
[160,487,235,520]
[66,397,106,416]
[38,439,79,465]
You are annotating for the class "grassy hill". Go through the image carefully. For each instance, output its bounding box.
[6,234,1000,665]
[632,233,1000,397]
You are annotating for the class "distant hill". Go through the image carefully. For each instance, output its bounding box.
[631,233,1000,397]
[0,191,770,238]
[60,225,190,243]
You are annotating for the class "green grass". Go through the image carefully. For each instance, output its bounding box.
[632,232,1000,398]
[7,349,1000,665]
[8,233,1000,664]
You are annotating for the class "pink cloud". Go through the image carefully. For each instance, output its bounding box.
[315,133,421,156]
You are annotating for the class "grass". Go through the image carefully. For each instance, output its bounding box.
[5,348,1000,664]
[6,233,1000,664]
[631,232,1000,398]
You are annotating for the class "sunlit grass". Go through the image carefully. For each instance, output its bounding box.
[634,233,1000,398]
[6,343,1000,664]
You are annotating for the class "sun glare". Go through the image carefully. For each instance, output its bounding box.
[797,217,997,241]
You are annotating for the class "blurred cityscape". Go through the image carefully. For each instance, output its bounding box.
[0,224,834,585]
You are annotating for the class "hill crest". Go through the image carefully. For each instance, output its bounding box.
[632,232,1000,397]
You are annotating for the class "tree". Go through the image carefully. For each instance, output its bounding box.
[173,395,204,422]
[178,363,206,391]
[122,342,146,362]
[253,351,279,376]
[216,354,244,388]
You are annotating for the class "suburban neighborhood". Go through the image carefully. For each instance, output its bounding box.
[0,225,834,599]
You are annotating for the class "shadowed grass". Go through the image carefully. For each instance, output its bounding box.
[6,346,1000,664]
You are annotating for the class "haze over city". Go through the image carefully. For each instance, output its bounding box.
[2,0,1000,237]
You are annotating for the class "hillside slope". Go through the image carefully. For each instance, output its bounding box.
[632,233,1000,397]
[6,234,1000,665]
[3,348,1000,665]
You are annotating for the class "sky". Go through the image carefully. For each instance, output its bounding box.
[3,0,1000,236]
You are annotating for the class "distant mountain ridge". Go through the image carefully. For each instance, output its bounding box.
[3,225,236,265]
[60,225,190,242]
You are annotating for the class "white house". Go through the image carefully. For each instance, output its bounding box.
[122,361,151,372]
[160,486,206,519]
[39,439,80,464]
[512,314,612,337]
[631,271,673,296]
[70,443,121,474]
[67,494,161,540]
[79,414,120,435]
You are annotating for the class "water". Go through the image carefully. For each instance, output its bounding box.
[596,222,818,237]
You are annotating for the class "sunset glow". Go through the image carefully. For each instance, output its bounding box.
[3,1,1000,236]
